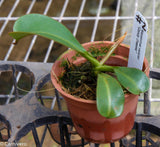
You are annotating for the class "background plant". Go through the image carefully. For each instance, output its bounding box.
[9,14,149,118]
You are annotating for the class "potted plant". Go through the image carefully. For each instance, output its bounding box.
[9,14,149,143]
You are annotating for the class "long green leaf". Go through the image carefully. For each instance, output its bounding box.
[97,73,124,118]
[114,67,149,95]
[9,14,101,67]
[9,14,86,54]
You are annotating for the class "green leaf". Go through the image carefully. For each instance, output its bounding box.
[9,14,86,54]
[114,67,149,95]
[97,73,124,118]
[9,14,101,67]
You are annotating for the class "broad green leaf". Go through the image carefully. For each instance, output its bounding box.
[114,67,149,95]
[9,14,87,54]
[97,73,124,118]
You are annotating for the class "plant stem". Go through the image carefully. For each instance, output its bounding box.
[95,65,115,72]
[99,32,127,66]
[78,33,127,72]
[80,51,101,67]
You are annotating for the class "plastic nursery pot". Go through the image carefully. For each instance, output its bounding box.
[51,41,149,143]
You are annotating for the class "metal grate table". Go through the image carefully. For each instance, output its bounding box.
[1,0,160,146]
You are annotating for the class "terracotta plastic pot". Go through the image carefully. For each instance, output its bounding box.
[51,41,149,143]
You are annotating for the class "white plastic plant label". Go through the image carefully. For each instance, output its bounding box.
[128,11,148,70]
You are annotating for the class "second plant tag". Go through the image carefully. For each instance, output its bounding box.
[128,11,148,70]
